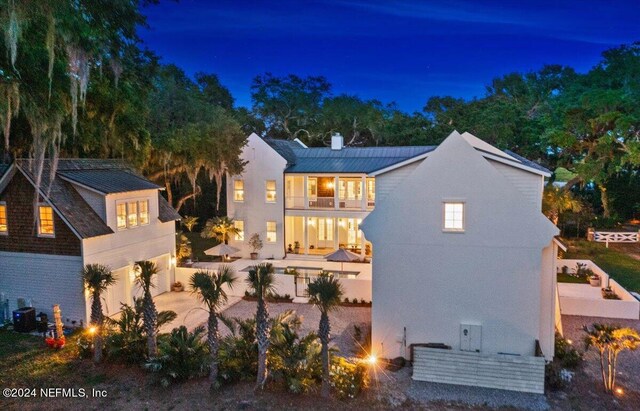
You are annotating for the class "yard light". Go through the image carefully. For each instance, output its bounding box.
[616,388,624,395]
[567,339,573,345]
[367,355,377,365]
[88,326,97,335]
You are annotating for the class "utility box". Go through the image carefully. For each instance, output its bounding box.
[460,324,482,352]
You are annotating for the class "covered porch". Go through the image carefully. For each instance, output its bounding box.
[284,215,372,258]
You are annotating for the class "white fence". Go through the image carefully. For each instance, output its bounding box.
[557,259,640,320]
[175,267,372,302]
[588,229,639,245]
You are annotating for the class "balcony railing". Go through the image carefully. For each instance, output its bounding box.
[338,199,362,209]
[285,196,306,209]
[308,197,335,209]
[285,196,374,210]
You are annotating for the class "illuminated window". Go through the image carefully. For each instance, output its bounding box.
[127,201,138,227]
[367,178,375,205]
[0,202,7,234]
[266,180,277,203]
[307,178,317,198]
[234,180,244,202]
[444,202,465,232]
[234,220,244,241]
[116,203,127,230]
[266,221,276,242]
[138,200,149,225]
[38,204,55,236]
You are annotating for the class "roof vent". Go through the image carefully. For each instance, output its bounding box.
[331,133,344,150]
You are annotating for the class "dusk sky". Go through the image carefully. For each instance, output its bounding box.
[139,0,640,112]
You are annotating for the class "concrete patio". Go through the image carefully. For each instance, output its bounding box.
[154,290,241,333]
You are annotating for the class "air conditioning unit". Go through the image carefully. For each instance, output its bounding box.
[460,324,482,352]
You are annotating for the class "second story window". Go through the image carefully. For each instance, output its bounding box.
[117,203,127,230]
[367,178,375,206]
[443,202,465,232]
[266,180,277,203]
[0,202,7,234]
[38,204,55,237]
[234,180,244,202]
[127,201,138,227]
[139,200,149,225]
[266,221,276,242]
[234,220,244,241]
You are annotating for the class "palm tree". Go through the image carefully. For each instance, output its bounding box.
[583,323,640,393]
[542,185,583,226]
[134,260,160,358]
[190,265,237,388]
[246,263,276,388]
[81,264,116,363]
[201,216,239,244]
[308,273,344,397]
[181,215,199,232]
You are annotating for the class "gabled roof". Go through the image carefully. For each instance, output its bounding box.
[261,132,548,176]
[3,158,180,239]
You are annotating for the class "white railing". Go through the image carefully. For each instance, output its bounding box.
[338,198,362,209]
[592,230,639,245]
[285,196,305,209]
[308,197,335,209]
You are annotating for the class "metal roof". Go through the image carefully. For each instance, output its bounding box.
[59,169,161,194]
[285,146,436,173]
[264,139,302,165]
[503,150,551,175]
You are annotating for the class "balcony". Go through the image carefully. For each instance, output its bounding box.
[285,175,375,211]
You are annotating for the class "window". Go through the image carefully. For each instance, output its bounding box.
[38,204,55,236]
[265,180,277,203]
[116,203,127,230]
[366,178,375,205]
[266,221,277,242]
[234,220,244,241]
[127,201,138,227]
[0,202,7,234]
[307,178,317,198]
[234,180,244,202]
[443,202,465,232]
[138,200,149,225]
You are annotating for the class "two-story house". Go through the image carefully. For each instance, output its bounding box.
[227,132,434,259]
[0,159,180,326]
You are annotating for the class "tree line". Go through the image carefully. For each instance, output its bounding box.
[1,2,638,224]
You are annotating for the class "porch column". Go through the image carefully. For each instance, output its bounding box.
[303,217,308,255]
[303,176,308,209]
[333,217,338,250]
[361,175,367,210]
[334,176,339,210]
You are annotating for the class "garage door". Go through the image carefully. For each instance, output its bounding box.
[151,255,170,297]
[103,267,129,315]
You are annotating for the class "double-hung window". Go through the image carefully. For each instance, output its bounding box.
[266,221,277,242]
[38,204,55,237]
[0,202,7,234]
[117,199,150,230]
[265,180,277,203]
[234,220,244,241]
[443,202,465,232]
[234,180,244,202]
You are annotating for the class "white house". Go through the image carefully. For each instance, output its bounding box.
[0,159,180,326]
[360,131,561,393]
[227,132,434,260]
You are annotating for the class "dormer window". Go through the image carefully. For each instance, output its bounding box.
[117,199,150,230]
[38,204,55,237]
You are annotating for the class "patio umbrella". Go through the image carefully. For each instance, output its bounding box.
[204,243,240,262]
[324,248,361,272]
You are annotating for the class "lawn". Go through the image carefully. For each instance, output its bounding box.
[557,273,589,284]
[183,231,220,262]
[563,240,640,293]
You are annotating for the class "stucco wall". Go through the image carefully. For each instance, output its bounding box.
[227,133,287,259]
[0,251,85,326]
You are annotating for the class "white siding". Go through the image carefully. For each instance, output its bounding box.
[488,160,544,210]
[72,185,106,220]
[227,133,287,259]
[0,251,85,326]
[375,160,423,202]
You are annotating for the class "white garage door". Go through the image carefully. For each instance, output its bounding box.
[151,255,170,297]
[103,267,130,316]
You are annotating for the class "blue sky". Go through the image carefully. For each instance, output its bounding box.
[139,0,640,112]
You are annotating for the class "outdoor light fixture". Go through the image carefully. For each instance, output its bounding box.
[170,256,177,266]
[88,326,96,335]
[367,355,377,365]
[327,182,334,189]
[567,339,573,345]
[616,388,624,395]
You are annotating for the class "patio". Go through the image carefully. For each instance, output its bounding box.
[154,290,241,333]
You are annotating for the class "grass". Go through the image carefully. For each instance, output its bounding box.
[563,239,640,293]
[557,272,589,284]
[183,231,220,262]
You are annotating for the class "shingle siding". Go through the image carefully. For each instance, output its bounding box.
[0,251,85,326]
[0,172,82,256]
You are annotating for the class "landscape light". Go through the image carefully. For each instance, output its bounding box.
[567,339,573,345]
[367,355,377,365]
[616,388,624,395]
[88,326,97,335]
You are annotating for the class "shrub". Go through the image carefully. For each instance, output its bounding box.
[77,331,93,359]
[601,287,621,300]
[352,324,372,358]
[330,357,369,400]
[218,316,259,383]
[554,332,582,368]
[545,362,566,391]
[269,312,322,393]
[104,298,177,364]
[146,326,209,386]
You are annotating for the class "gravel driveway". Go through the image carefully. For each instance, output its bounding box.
[220,300,371,355]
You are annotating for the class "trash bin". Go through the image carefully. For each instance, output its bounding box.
[13,307,36,332]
